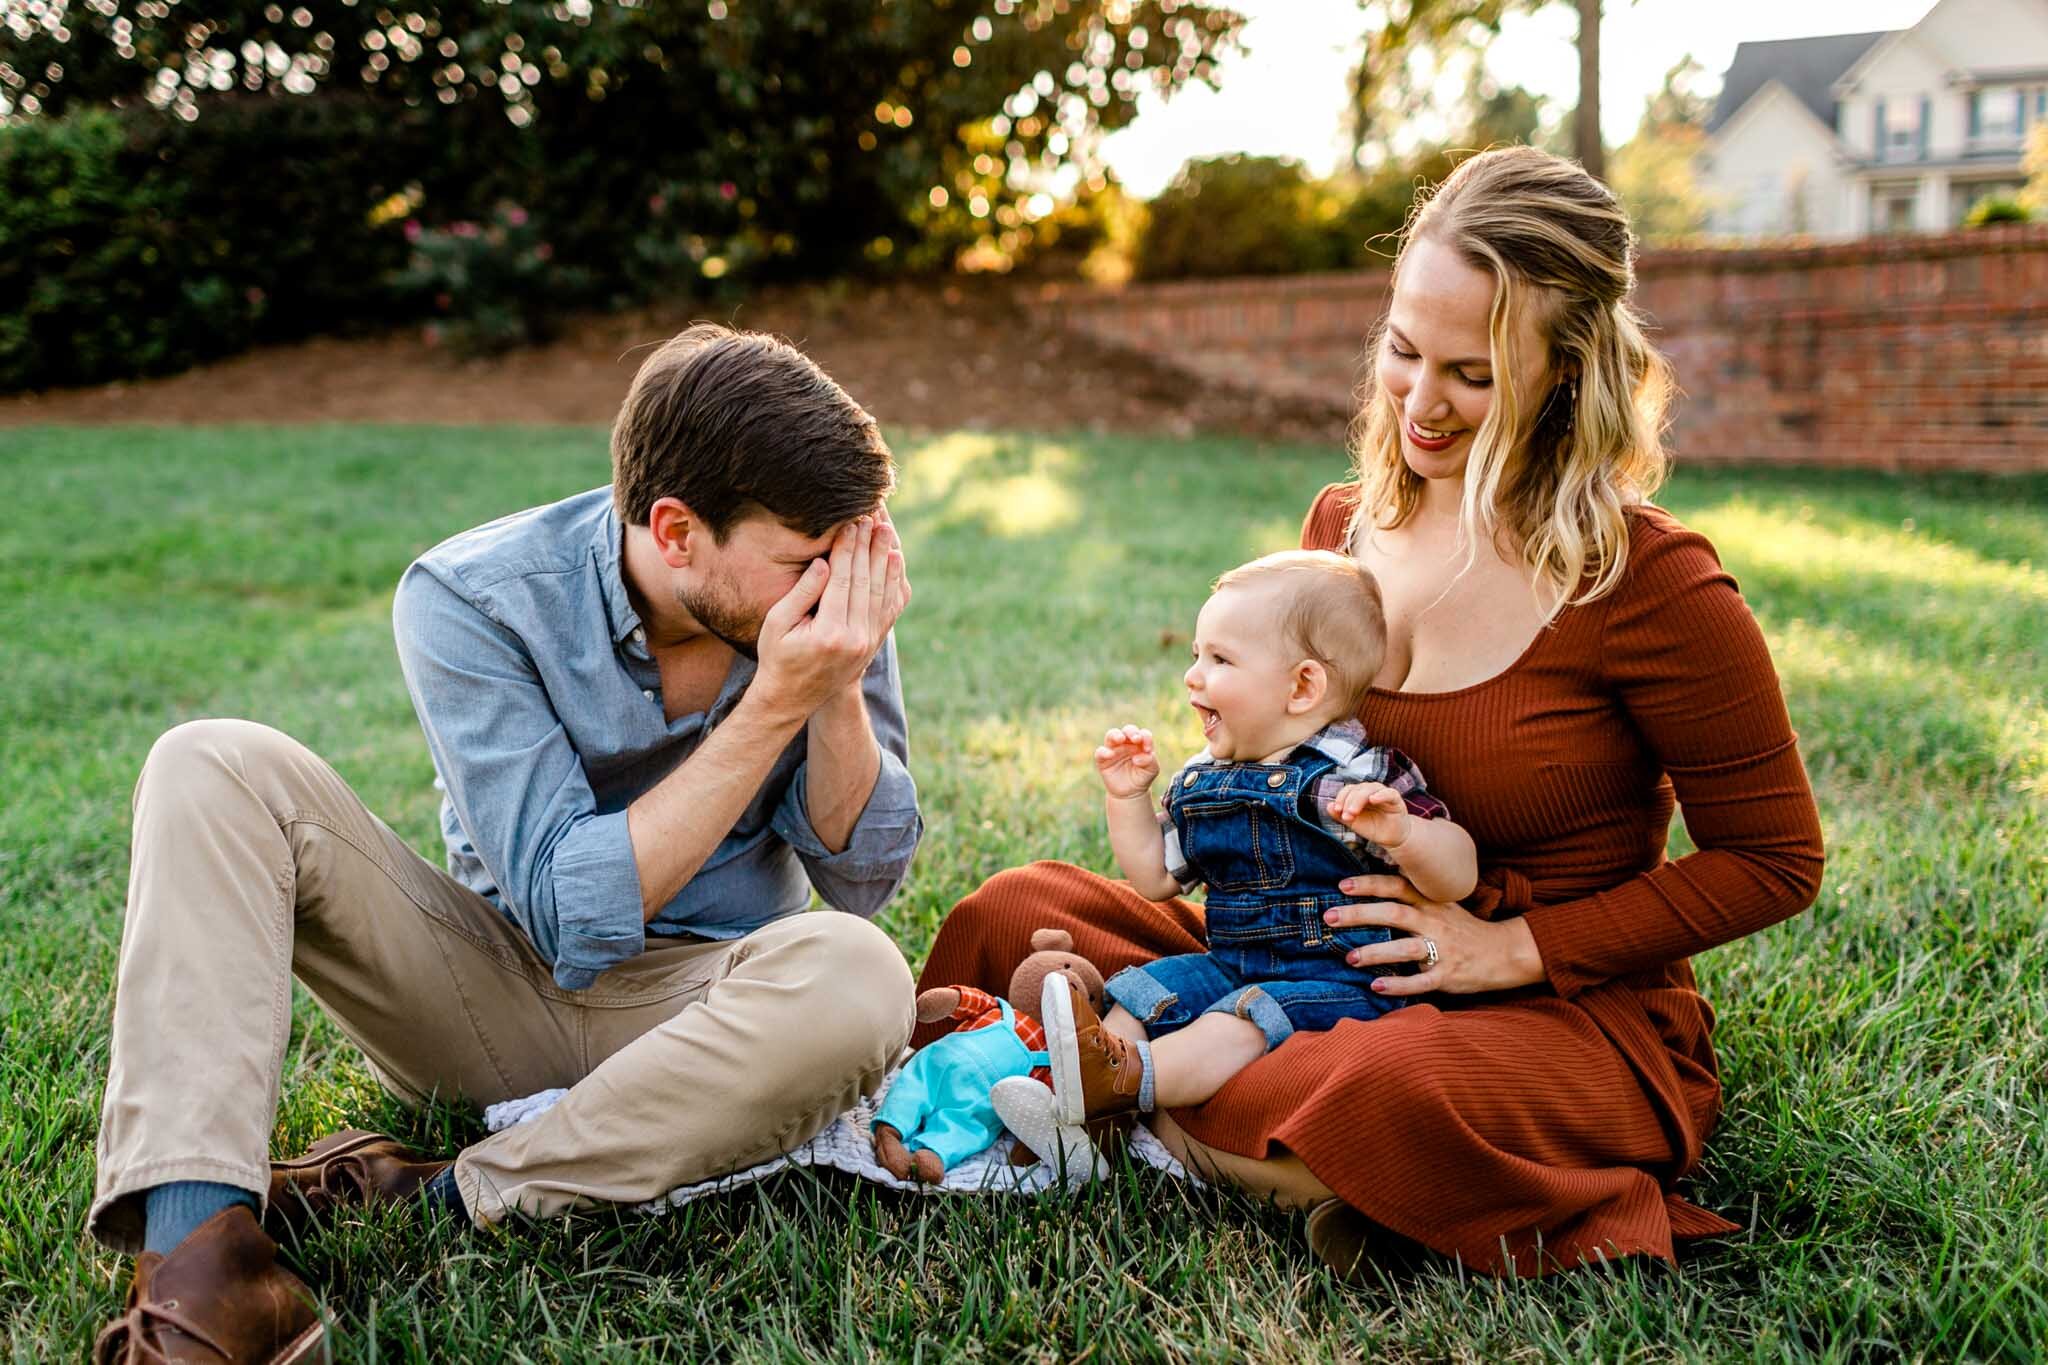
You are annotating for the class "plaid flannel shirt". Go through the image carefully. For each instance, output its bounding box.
[1159,719,1447,896]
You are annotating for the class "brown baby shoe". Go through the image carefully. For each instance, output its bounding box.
[1040,971,1147,1125]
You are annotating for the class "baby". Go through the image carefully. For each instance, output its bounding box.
[1039,549,1478,1132]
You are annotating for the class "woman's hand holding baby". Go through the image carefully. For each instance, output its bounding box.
[1096,725,1162,801]
[1326,873,1545,995]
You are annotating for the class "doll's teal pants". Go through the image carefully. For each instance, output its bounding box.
[874,997,1051,1170]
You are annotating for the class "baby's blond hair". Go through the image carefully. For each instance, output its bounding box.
[1212,550,1386,717]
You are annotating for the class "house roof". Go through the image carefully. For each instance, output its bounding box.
[1708,31,1896,136]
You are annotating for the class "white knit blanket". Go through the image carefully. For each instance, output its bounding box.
[483,1064,1192,1211]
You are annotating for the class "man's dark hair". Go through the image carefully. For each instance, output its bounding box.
[611,323,894,539]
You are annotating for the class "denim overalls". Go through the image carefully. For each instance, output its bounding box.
[1104,744,1409,1050]
[872,997,1051,1171]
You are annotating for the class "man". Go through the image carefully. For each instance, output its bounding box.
[90,324,922,1362]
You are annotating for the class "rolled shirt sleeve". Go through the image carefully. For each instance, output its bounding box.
[769,634,923,916]
[1156,758,1203,895]
[393,563,647,989]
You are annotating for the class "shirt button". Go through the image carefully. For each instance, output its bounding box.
[632,628,645,644]
[643,689,657,702]
[1267,772,1286,788]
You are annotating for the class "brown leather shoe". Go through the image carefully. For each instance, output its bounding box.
[1040,971,1146,1125]
[266,1129,451,1236]
[93,1205,326,1364]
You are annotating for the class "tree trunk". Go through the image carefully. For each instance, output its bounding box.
[1576,0,1603,179]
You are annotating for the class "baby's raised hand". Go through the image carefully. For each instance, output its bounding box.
[1095,725,1161,800]
[1329,781,1411,848]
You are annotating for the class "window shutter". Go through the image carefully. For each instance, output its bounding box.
[1875,97,1887,156]
[1970,89,1981,138]
[1919,95,1931,158]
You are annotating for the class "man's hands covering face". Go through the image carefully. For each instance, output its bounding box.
[754,507,911,719]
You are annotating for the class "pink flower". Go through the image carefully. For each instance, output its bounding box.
[719,181,737,201]
[403,219,422,243]
[505,205,529,227]
[535,242,554,261]
[451,221,480,239]
[649,193,667,213]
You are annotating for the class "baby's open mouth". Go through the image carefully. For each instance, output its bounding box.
[1192,702,1218,735]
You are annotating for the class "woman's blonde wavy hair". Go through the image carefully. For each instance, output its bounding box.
[1348,145,1673,619]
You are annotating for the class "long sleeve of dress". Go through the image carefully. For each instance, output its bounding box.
[1520,518,1826,997]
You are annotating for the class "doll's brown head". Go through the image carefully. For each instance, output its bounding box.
[1007,928,1105,1015]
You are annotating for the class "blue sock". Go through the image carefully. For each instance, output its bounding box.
[422,1165,468,1221]
[143,1181,259,1257]
[1134,1037,1157,1114]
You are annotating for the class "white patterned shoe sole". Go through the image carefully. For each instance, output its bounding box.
[990,1075,1108,1189]
[1039,969,1090,1125]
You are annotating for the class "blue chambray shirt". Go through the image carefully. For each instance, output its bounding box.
[391,486,922,991]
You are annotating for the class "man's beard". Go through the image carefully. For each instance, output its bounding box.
[673,574,765,660]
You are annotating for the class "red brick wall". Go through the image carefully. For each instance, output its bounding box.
[1030,225,2048,473]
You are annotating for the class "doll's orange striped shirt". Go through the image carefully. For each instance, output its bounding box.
[948,985,1052,1085]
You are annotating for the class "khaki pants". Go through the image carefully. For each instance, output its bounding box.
[91,719,916,1254]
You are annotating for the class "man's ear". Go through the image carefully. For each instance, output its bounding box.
[1287,659,1329,716]
[647,497,704,569]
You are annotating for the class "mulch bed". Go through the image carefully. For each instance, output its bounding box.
[0,278,1349,444]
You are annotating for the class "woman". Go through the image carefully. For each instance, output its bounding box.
[915,145,1825,1276]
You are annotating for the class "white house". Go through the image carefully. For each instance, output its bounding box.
[1699,0,2048,237]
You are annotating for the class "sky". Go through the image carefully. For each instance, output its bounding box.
[1099,0,1940,197]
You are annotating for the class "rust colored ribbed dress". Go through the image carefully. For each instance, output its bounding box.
[914,483,1826,1275]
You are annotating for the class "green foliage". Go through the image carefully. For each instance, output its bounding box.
[1607,58,1715,244]
[0,108,205,391]
[1461,72,1547,148]
[1132,148,1495,280]
[1009,175,1151,283]
[1964,194,2032,227]
[2,426,2045,1356]
[0,97,467,390]
[1129,68,1567,282]
[2024,124,2048,217]
[0,1,1246,389]
[1607,124,1708,242]
[395,204,596,356]
[1137,154,1354,279]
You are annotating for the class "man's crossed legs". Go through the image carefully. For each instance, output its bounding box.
[92,719,914,1359]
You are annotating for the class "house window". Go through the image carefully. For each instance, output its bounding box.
[1877,97,1926,161]
[1971,87,2023,148]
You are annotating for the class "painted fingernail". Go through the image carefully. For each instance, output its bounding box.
[1371,980,1386,992]
[1324,911,1338,924]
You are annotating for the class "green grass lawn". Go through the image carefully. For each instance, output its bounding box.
[2,426,2044,1360]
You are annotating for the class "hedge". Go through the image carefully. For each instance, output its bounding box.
[0,97,487,391]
